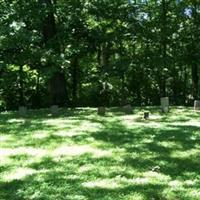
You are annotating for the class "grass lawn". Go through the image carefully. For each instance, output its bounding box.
[0,107,200,200]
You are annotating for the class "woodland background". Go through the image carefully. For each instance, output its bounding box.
[0,0,199,110]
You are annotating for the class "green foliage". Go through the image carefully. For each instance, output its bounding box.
[0,0,200,109]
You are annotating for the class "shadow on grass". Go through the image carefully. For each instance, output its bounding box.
[90,119,200,178]
[1,107,200,200]
[0,154,170,200]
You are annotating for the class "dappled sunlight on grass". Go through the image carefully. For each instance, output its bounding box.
[82,178,123,189]
[81,173,170,189]
[171,120,200,127]
[52,144,113,158]
[7,118,26,124]
[0,107,200,200]
[0,135,14,142]
[170,148,200,159]
[0,147,47,158]
[3,167,38,181]
[158,140,183,149]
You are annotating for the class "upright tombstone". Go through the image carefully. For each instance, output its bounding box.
[161,97,169,113]
[18,106,27,116]
[194,100,200,111]
[98,107,106,116]
[123,104,133,114]
[51,105,59,116]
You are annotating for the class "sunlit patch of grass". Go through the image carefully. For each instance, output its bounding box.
[162,185,200,200]
[82,178,123,189]
[52,144,113,158]
[0,147,47,158]
[3,167,38,181]
[171,148,200,159]
[0,107,200,200]
[32,131,50,139]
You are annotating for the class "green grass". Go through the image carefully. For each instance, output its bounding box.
[0,107,200,200]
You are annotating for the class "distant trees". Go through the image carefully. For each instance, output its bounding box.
[0,0,199,110]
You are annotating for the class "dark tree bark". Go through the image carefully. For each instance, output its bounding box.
[49,72,68,106]
[41,0,57,47]
[19,65,24,106]
[31,72,41,108]
[160,0,167,97]
[40,0,68,106]
[191,2,199,100]
[97,43,111,106]
[192,63,199,100]
[119,42,129,105]
[183,65,187,104]
[172,66,179,105]
[71,57,79,107]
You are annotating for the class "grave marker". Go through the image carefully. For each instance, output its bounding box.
[51,105,59,115]
[18,106,27,116]
[194,100,200,110]
[144,112,149,120]
[161,97,169,113]
[98,107,106,116]
[123,104,133,114]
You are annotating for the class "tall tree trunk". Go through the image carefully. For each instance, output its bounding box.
[31,71,41,108]
[19,65,24,106]
[172,66,178,105]
[98,43,110,106]
[119,42,127,105]
[40,0,57,46]
[49,72,68,106]
[35,72,41,108]
[183,65,187,105]
[40,0,68,106]
[192,63,199,100]
[71,57,79,107]
[191,2,199,100]
[160,0,167,97]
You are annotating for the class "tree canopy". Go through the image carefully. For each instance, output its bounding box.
[0,0,199,110]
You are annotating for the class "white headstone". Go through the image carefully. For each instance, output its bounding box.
[161,97,169,113]
[194,100,200,110]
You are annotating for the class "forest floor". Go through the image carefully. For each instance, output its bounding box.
[0,107,200,200]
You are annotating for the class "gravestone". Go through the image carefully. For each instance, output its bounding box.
[98,107,106,116]
[144,112,149,120]
[123,104,133,114]
[18,106,27,116]
[51,105,59,115]
[161,97,169,113]
[194,100,200,110]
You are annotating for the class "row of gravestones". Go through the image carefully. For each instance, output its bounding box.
[160,98,200,112]
[97,98,169,117]
[98,97,170,116]
[18,105,59,116]
[18,98,200,117]
[98,97,200,117]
